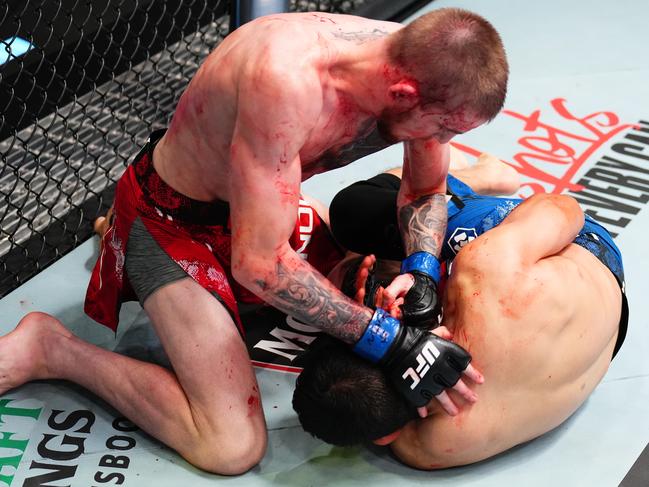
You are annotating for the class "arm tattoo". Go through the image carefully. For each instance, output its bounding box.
[261,259,373,344]
[332,28,390,44]
[398,194,447,257]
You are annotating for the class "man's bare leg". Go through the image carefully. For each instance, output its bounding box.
[449,145,470,170]
[0,278,266,475]
[385,153,520,196]
[452,153,520,195]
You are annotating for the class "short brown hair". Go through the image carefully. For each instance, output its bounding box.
[388,8,508,121]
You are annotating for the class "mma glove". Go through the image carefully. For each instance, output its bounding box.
[353,308,472,408]
[400,251,443,328]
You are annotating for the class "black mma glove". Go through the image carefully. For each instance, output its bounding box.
[353,308,472,408]
[400,251,443,328]
[383,326,471,407]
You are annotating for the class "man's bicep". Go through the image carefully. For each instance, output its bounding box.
[229,135,302,256]
[227,62,320,255]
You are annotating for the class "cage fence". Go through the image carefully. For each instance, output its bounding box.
[0,0,413,297]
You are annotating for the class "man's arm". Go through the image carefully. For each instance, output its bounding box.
[388,138,450,327]
[228,63,373,345]
[397,138,450,256]
[229,57,479,412]
[486,193,585,266]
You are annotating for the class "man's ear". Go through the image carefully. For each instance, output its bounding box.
[373,429,403,446]
[388,80,419,110]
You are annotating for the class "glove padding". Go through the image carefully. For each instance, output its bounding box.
[401,271,442,328]
[382,326,471,408]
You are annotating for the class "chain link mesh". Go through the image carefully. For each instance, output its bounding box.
[0,0,375,297]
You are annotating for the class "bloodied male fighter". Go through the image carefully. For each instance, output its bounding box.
[293,168,627,469]
[0,9,507,474]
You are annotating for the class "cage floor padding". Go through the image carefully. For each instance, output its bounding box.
[1,0,648,485]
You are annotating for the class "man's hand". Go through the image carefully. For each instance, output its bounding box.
[351,258,482,415]
[400,270,442,328]
[419,326,483,417]
[399,252,442,327]
[352,308,483,415]
[381,319,481,413]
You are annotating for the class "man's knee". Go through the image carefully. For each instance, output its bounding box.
[185,422,267,475]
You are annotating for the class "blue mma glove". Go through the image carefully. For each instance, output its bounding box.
[400,251,443,328]
[353,308,472,408]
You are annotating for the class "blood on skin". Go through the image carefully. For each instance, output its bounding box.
[274,179,298,205]
[335,95,363,138]
[309,13,336,24]
[247,394,261,417]
[403,186,441,201]
[444,105,484,133]
[166,96,189,139]
[498,297,520,320]
[381,64,405,80]
[424,140,438,150]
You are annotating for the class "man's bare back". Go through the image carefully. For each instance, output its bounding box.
[153,13,402,202]
[392,199,622,468]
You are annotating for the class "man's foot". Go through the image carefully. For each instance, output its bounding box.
[0,312,71,394]
[472,153,521,195]
[93,204,114,240]
[449,145,470,170]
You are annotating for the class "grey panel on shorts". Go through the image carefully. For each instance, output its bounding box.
[125,217,189,304]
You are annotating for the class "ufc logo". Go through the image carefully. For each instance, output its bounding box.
[402,341,441,390]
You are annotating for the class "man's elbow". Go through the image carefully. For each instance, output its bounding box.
[532,193,585,229]
[231,248,277,294]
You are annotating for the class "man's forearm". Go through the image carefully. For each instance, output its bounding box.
[252,252,373,345]
[398,193,447,257]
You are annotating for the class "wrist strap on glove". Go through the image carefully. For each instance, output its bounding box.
[400,251,441,283]
[353,308,401,363]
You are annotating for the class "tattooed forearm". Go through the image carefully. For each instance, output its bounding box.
[332,28,390,44]
[398,194,447,257]
[259,258,373,344]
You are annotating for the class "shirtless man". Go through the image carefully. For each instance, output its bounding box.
[293,170,627,468]
[0,10,507,474]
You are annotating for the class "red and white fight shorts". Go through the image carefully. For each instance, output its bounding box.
[85,131,345,334]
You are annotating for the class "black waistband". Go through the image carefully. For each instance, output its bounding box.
[131,129,231,227]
